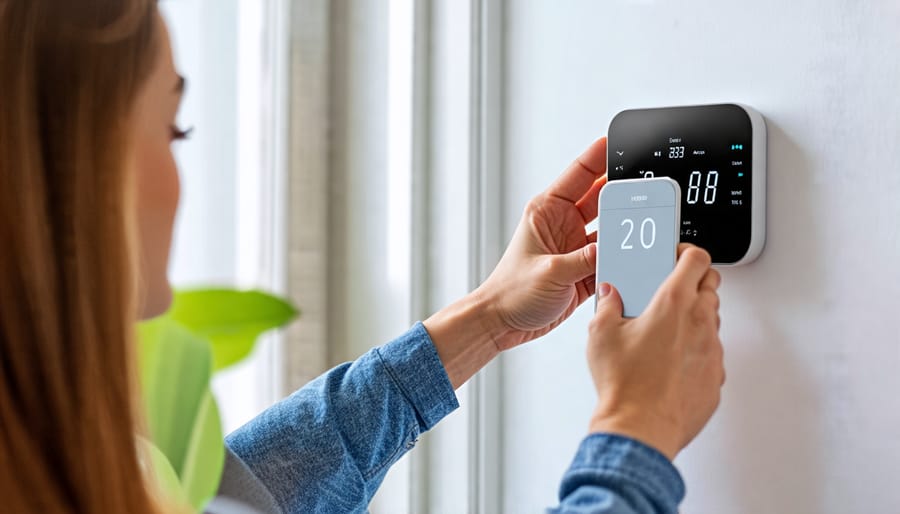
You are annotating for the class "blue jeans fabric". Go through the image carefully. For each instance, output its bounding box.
[225,323,685,513]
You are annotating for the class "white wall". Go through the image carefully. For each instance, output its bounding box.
[499,1,900,513]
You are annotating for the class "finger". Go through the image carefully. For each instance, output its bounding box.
[575,174,607,223]
[547,243,597,285]
[546,137,607,203]
[710,333,724,361]
[592,283,624,326]
[713,337,726,386]
[581,275,597,296]
[576,275,598,306]
[699,268,721,293]
[647,246,710,313]
[702,289,720,310]
[695,290,720,322]
[690,296,718,330]
[666,245,712,295]
[586,230,598,244]
[676,242,695,258]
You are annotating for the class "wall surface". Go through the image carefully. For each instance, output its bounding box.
[499,1,900,513]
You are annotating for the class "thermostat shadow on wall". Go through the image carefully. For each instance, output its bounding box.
[607,103,767,266]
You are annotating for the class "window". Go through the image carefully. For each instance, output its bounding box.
[164,0,504,511]
[161,0,288,434]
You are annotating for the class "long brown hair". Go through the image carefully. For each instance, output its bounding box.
[0,0,166,511]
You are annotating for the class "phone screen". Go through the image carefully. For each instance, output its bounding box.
[597,178,681,317]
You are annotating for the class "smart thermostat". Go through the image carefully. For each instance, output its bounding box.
[607,103,767,266]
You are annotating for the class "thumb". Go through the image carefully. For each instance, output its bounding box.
[549,243,597,285]
[593,283,624,324]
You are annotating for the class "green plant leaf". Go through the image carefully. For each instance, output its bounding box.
[138,318,225,511]
[180,390,225,509]
[168,289,299,371]
[140,437,188,506]
[137,288,296,510]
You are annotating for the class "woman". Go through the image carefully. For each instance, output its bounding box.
[0,1,724,513]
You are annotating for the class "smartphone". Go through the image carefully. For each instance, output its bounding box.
[596,177,681,318]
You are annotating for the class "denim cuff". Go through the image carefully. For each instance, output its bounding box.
[375,322,460,430]
[565,433,686,509]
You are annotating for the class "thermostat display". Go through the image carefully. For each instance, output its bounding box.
[608,104,767,265]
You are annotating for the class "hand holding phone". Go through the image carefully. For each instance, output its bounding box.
[596,177,681,317]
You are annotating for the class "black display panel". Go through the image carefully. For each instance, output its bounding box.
[608,104,754,264]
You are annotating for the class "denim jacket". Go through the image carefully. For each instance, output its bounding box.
[220,323,686,513]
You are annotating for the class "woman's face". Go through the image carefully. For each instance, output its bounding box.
[132,13,184,319]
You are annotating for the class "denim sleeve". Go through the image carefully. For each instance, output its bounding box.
[548,434,686,514]
[224,322,459,514]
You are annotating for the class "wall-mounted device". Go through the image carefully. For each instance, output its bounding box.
[607,103,767,266]
[596,177,681,318]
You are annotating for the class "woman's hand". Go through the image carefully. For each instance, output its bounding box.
[474,137,609,350]
[587,244,724,461]
[425,137,608,388]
